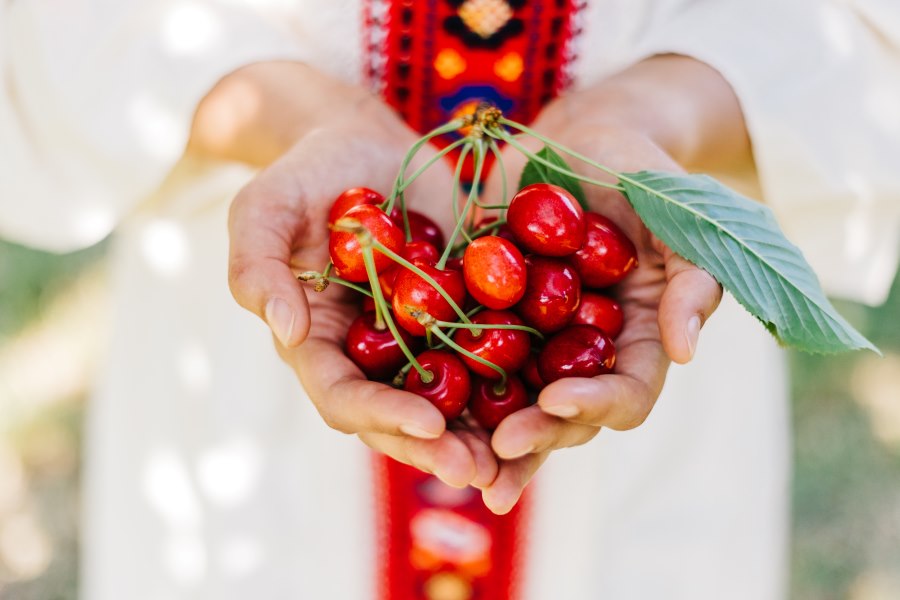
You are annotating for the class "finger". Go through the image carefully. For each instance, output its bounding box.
[658,253,723,363]
[359,431,477,489]
[228,183,312,348]
[453,428,500,489]
[481,452,549,515]
[537,337,669,429]
[490,406,599,460]
[289,337,446,438]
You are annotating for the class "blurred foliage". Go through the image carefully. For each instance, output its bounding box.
[1,236,899,599]
[0,239,106,343]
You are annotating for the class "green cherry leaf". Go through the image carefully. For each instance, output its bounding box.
[518,146,588,210]
[619,170,879,355]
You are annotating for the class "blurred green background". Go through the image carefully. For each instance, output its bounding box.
[0,238,898,599]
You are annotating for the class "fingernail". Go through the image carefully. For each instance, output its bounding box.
[265,297,295,347]
[400,423,442,440]
[542,404,579,418]
[685,315,701,359]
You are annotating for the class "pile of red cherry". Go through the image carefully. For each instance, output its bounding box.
[324,183,637,430]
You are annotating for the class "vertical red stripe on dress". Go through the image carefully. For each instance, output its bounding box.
[363,2,583,598]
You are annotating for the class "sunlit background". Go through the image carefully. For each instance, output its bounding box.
[0,237,897,599]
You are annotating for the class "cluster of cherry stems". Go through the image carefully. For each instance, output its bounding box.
[303,110,638,430]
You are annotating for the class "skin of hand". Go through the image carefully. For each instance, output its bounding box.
[476,55,752,514]
[209,62,500,490]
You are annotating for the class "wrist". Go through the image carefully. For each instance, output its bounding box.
[188,61,375,166]
[538,55,750,170]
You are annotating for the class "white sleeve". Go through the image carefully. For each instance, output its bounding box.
[635,0,900,305]
[0,0,307,252]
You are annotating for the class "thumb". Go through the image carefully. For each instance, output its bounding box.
[228,183,312,348]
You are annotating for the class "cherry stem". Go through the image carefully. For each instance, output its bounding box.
[439,138,486,269]
[487,137,508,218]
[386,120,465,215]
[361,246,431,382]
[451,144,473,243]
[429,326,507,384]
[370,241,472,325]
[325,277,373,297]
[493,118,628,192]
[434,320,545,341]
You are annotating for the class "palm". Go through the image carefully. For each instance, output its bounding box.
[475,125,722,513]
[230,123,500,490]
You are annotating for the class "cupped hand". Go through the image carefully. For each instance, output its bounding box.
[477,114,723,513]
[227,97,498,490]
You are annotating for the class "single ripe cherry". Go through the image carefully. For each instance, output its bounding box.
[404,350,471,420]
[329,204,405,283]
[515,256,581,334]
[454,310,531,379]
[468,375,529,431]
[361,295,376,313]
[445,256,464,272]
[507,183,585,256]
[378,240,440,298]
[570,212,638,288]
[520,353,546,391]
[328,187,383,225]
[573,292,624,338]
[463,236,527,310]
[390,208,446,249]
[537,324,616,384]
[392,260,467,336]
[345,312,418,380]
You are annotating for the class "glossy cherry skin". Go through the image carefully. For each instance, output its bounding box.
[390,208,445,249]
[392,260,467,336]
[515,256,581,334]
[570,212,638,288]
[507,183,585,256]
[473,216,516,243]
[454,310,531,379]
[345,311,418,380]
[328,187,384,225]
[538,324,616,384]
[521,353,546,391]
[573,292,624,338]
[329,204,405,282]
[378,240,439,298]
[404,350,471,420]
[468,375,529,431]
[463,236,527,310]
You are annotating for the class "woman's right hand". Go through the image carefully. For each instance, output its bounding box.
[218,63,498,490]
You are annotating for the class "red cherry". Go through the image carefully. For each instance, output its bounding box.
[570,212,638,288]
[537,325,616,384]
[521,353,546,391]
[390,208,445,249]
[378,240,440,298]
[468,375,529,430]
[328,187,383,225]
[463,236,527,310]
[573,292,624,338]
[454,310,531,379]
[445,256,464,272]
[404,350,470,420]
[361,295,376,313]
[345,311,418,380]
[392,260,467,336]
[507,183,585,256]
[329,204,405,283]
[473,216,516,243]
[514,256,581,334]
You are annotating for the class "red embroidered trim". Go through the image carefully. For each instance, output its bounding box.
[363,2,583,598]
